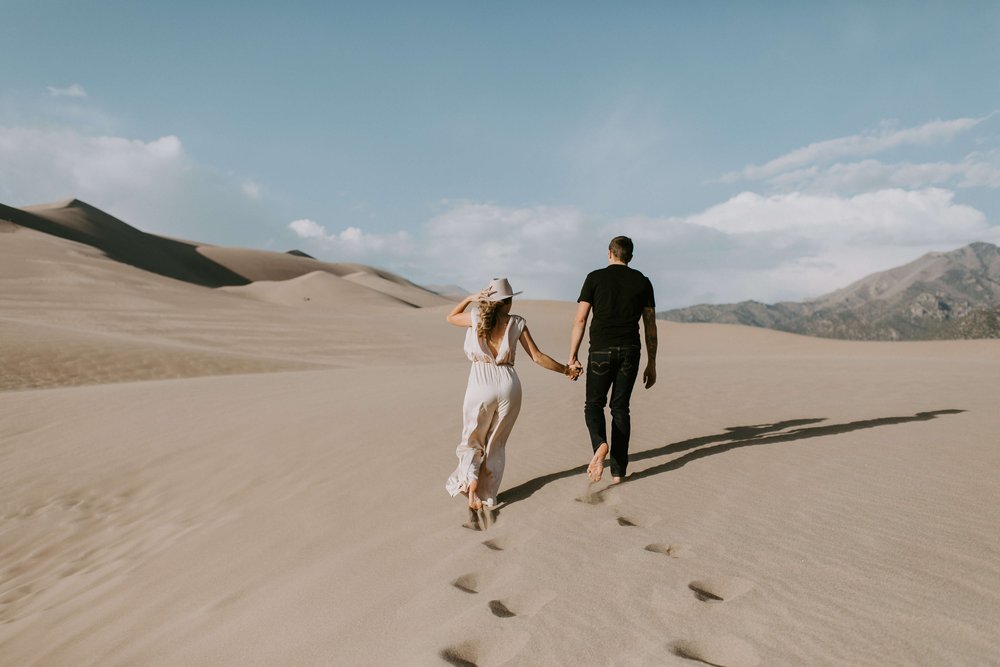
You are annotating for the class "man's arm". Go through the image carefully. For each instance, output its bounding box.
[568,301,591,370]
[641,306,657,389]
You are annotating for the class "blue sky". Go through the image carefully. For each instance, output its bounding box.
[2,1,999,307]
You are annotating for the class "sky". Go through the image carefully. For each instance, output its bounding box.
[2,1,999,308]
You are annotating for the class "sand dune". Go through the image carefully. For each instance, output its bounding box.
[197,245,451,307]
[7,199,249,287]
[0,208,455,383]
[339,270,453,308]
[2,212,999,665]
[2,198,450,307]
[221,270,412,309]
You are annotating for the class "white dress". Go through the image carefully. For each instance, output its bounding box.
[445,310,526,506]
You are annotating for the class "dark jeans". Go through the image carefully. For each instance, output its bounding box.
[585,345,641,478]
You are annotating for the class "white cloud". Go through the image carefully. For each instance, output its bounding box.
[725,115,989,182]
[644,188,998,305]
[241,181,262,199]
[289,218,326,238]
[47,84,88,98]
[684,188,986,240]
[421,202,594,294]
[281,111,1000,307]
[287,218,411,255]
[287,191,999,309]
[956,152,1000,188]
[0,127,186,197]
[765,156,1000,194]
[4,105,995,311]
[0,125,277,245]
[288,202,598,297]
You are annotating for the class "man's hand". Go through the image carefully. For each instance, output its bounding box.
[566,359,583,381]
[642,364,656,389]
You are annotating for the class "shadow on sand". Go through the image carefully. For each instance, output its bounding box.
[498,409,965,509]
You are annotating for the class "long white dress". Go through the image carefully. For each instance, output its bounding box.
[445,310,526,507]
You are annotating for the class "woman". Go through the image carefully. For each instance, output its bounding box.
[445,277,579,510]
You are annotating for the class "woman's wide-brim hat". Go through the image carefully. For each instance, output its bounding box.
[483,277,522,302]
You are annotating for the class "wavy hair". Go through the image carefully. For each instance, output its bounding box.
[476,298,512,338]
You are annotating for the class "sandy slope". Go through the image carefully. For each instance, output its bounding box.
[0,221,452,388]
[2,217,1000,665]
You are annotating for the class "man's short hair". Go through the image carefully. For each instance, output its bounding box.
[609,236,634,263]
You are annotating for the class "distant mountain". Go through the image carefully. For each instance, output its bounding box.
[659,242,1000,340]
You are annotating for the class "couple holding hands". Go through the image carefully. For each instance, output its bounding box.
[445,236,658,511]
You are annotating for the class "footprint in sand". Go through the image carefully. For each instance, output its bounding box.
[613,512,660,528]
[462,507,498,532]
[671,636,761,667]
[575,484,625,506]
[439,630,530,666]
[440,644,478,667]
[481,538,504,551]
[487,589,557,619]
[575,491,604,505]
[488,600,516,618]
[452,573,481,595]
[688,576,755,603]
[480,532,529,552]
[644,543,695,559]
[482,535,515,551]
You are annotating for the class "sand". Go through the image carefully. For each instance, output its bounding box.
[2,202,999,665]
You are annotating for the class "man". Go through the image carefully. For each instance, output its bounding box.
[568,236,657,484]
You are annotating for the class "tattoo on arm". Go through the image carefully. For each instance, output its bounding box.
[643,309,657,357]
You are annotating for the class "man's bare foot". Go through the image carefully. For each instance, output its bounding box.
[611,476,623,484]
[468,480,483,510]
[587,443,609,483]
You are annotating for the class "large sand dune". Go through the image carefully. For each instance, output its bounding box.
[1,204,999,665]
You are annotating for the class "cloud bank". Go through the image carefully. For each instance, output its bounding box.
[0,125,276,246]
[290,114,1000,308]
[46,84,87,98]
[289,188,997,308]
[724,116,991,183]
[5,101,997,310]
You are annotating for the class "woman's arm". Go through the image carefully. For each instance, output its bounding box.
[520,326,578,378]
[446,296,475,327]
[446,288,492,327]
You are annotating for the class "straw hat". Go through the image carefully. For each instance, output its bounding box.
[481,277,522,302]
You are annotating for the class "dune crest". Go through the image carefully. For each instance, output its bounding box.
[2,198,450,307]
[221,270,411,308]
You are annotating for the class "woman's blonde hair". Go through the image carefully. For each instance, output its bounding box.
[476,298,511,337]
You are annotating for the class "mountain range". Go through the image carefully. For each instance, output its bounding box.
[659,242,1000,340]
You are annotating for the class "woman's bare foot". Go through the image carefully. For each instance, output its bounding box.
[467,480,483,510]
[587,443,609,483]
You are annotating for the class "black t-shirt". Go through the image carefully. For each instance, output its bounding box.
[578,264,655,349]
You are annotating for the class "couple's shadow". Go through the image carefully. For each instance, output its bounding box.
[496,409,965,510]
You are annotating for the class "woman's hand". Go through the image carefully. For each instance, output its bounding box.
[564,362,583,381]
[474,286,496,302]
